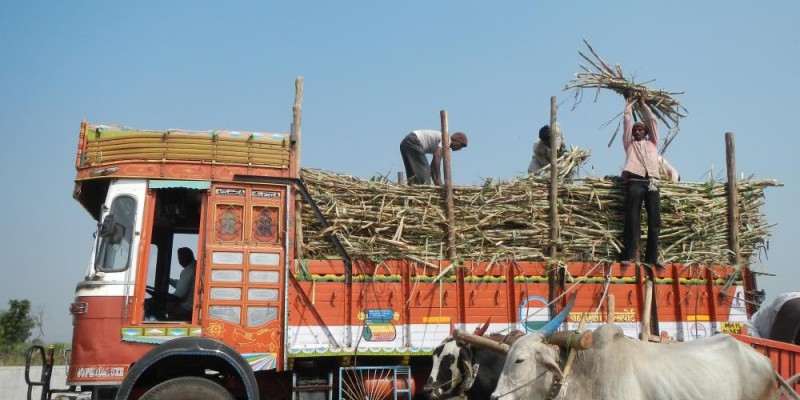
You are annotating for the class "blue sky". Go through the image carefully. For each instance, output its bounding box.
[1,1,797,342]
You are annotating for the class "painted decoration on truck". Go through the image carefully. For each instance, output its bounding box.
[215,203,244,242]
[252,206,279,244]
[120,326,201,345]
[518,295,549,332]
[242,352,277,370]
[359,309,398,342]
[288,346,435,358]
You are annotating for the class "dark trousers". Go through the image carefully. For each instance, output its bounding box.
[622,178,661,263]
[770,297,800,345]
[400,133,431,185]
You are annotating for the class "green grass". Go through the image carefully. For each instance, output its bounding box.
[0,342,71,367]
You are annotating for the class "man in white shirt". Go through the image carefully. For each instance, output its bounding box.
[164,247,196,320]
[528,123,565,175]
[400,130,468,185]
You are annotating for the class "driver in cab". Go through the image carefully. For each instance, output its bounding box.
[146,247,196,321]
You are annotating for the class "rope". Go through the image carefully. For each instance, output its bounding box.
[491,369,551,399]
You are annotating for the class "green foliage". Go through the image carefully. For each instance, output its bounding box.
[0,299,36,350]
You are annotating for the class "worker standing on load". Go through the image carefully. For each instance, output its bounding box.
[619,91,664,269]
[400,130,468,185]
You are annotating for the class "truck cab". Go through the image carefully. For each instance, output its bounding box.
[68,123,294,399]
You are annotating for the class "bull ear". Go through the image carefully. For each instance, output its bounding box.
[535,349,564,379]
[538,292,577,337]
[473,317,491,336]
[461,362,479,391]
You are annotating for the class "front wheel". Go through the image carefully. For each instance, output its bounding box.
[140,377,234,400]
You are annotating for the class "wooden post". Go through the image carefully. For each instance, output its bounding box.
[641,280,653,341]
[725,132,741,267]
[292,77,305,260]
[547,96,561,315]
[441,111,456,260]
[725,132,755,315]
[397,172,405,186]
[441,110,463,328]
[607,294,615,324]
[548,96,560,255]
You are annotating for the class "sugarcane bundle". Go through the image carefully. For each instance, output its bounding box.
[564,39,687,150]
[299,167,779,268]
[530,145,592,180]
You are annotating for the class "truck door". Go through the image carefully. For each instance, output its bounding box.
[204,183,289,371]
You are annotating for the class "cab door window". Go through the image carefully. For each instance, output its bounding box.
[95,195,137,272]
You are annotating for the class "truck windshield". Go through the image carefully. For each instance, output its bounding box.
[95,195,137,272]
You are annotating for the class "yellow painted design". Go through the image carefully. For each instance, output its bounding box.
[207,322,225,337]
[721,322,743,334]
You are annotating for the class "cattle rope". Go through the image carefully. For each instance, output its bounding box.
[490,369,551,399]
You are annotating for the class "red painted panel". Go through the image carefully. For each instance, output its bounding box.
[464,261,510,324]
[732,333,800,388]
[69,296,148,384]
[288,280,347,327]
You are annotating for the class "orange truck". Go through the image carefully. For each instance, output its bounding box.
[25,117,765,400]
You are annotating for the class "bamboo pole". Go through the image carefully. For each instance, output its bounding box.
[293,77,304,259]
[641,280,653,341]
[397,171,405,186]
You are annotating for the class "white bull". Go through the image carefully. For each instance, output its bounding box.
[491,324,777,400]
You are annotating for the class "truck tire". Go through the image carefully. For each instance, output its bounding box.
[139,377,234,400]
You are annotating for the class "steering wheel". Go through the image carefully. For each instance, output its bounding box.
[146,285,182,301]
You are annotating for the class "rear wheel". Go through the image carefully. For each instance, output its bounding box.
[140,377,234,400]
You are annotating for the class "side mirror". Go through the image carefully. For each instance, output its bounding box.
[98,215,116,238]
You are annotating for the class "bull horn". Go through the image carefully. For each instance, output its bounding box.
[538,292,577,337]
[450,320,457,335]
[473,317,491,336]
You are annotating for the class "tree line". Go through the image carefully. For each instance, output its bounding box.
[0,299,50,365]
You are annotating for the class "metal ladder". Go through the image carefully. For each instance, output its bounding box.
[393,366,412,400]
